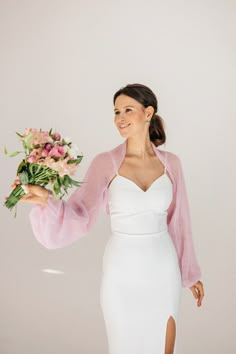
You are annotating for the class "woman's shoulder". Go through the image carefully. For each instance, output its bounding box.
[89,150,112,168]
[157,147,181,165]
[93,141,123,158]
[88,146,118,172]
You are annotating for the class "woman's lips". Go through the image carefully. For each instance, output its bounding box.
[119,124,131,129]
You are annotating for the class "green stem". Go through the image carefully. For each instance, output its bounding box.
[4,185,26,210]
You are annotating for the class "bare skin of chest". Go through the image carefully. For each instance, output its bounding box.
[108,155,169,191]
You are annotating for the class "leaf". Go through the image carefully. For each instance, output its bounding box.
[16,132,24,138]
[67,155,83,164]
[17,160,27,174]
[9,151,22,157]
[19,171,29,185]
[56,176,62,187]
[53,180,60,195]
[24,134,34,149]
[70,178,81,187]
[67,159,79,164]
[63,175,70,188]
[4,147,22,157]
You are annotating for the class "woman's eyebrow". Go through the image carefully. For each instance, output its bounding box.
[114,105,134,112]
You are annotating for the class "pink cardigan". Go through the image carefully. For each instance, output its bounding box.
[29,138,202,288]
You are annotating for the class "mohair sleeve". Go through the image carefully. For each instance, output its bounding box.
[167,153,202,288]
[29,152,111,249]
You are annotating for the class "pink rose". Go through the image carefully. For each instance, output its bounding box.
[38,156,78,177]
[31,132,50,147]
[28,148,43,162]
[45,143,52,152]
[41,149,49,157]
[48,146,65,158]
[27,156,37,163]
[52,132,61,141]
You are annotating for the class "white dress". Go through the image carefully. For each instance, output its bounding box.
[100,162,182,354]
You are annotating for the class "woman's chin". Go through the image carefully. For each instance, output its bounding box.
[119,131,130,137]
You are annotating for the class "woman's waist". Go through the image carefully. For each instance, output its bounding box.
[111,227,169,239]
[110,214,168,237]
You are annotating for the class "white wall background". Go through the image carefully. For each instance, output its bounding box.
[0,0,235,353]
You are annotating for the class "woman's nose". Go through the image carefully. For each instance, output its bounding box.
[118,112,126,121]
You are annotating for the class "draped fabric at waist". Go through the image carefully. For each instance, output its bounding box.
[110,210,168,236]
[111,229,169,239]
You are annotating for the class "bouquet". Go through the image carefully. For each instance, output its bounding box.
[4,128,84,214]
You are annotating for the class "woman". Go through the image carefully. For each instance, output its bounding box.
[16,83,204,354]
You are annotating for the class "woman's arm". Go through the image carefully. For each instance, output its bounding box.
[29,152,109,249]
[167,153,202,288]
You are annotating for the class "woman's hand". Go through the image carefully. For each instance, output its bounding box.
[189,280,204,307]
[7,180,50,207]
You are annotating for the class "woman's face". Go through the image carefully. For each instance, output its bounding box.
[114,94,154,137]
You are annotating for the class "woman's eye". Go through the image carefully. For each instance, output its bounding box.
[114,109,132,115]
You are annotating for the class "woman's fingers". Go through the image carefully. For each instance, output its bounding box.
[20,185,49,206]
[11,181,44,195]
[7,182,49,206]
[190,281,204,307]
[26,185,49,198]
[192,287,199,299]
[20,194,47,206]
[11,180,21,189]
[5,182,49,207]
[197,284,204,307]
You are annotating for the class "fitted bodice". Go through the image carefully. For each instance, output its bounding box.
[107,172,173,236]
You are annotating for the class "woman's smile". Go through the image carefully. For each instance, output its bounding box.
[119,123,131,129]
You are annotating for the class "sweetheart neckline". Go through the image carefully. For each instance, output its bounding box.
[108,173,172,193]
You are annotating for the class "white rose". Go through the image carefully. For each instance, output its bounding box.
[63,136,72,144]
[63,145,69,153]
[68,144,79,158]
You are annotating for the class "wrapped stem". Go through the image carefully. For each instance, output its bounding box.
[4,184,26,210]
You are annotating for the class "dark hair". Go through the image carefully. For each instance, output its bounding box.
[113,83,166,147]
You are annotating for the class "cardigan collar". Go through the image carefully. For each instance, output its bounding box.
[112,137,168,174]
